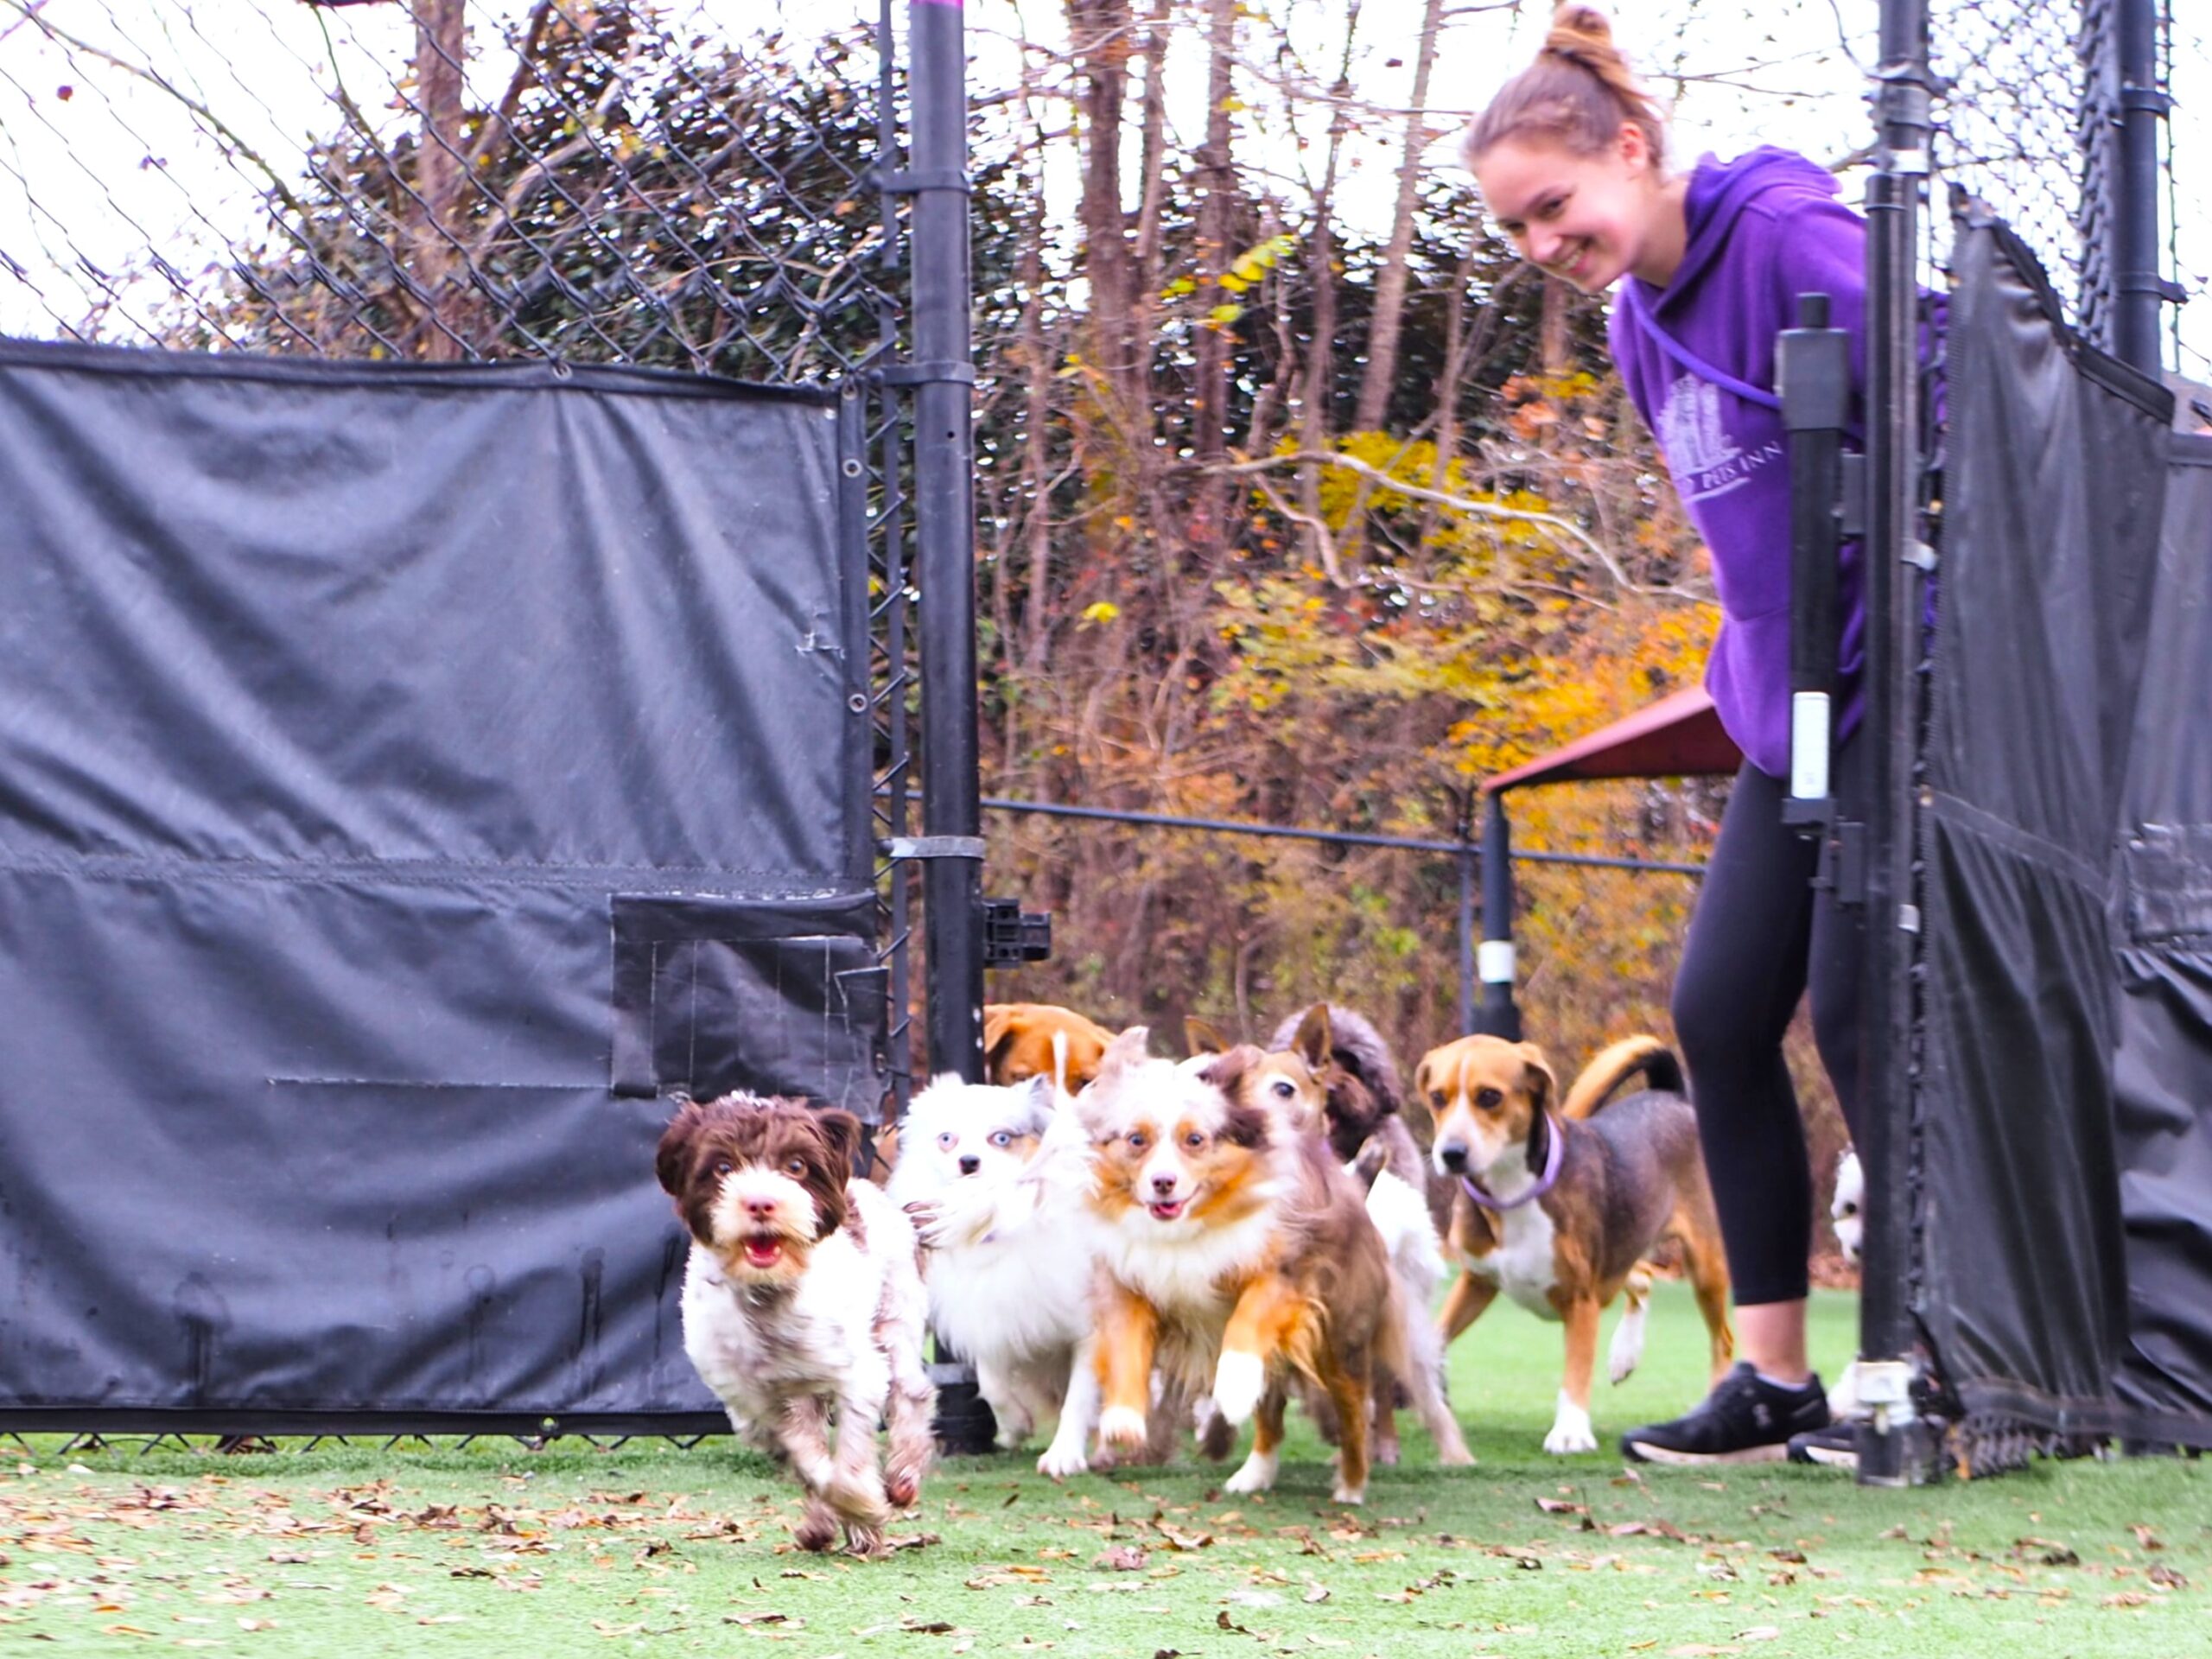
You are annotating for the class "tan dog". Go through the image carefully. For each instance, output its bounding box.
[1411,1033,1733,1455]
[983,1002,1115,1091]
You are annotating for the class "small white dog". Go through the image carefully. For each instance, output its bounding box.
[887,1072,1104,1478]
[1832,1148,1864,1265]
[1827,1147,1866,1420]
[657,1093,935,1555]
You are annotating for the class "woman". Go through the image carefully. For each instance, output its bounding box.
[1466,5,1870,1465]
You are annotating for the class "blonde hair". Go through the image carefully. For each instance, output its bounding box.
[1463,5,1667,171]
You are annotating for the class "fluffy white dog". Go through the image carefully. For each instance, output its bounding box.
[887,1072,1105,1478]
[1827,1147,1866,1421]
[1832,1148,1864,1264]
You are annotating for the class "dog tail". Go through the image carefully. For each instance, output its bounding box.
[1561,1035,1685,1121]
[1374,1261,1472,1465]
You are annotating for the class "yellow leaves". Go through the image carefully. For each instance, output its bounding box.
[1163,233,1296,327]
[1217,233,1294,295]
[1079,601,1121,626]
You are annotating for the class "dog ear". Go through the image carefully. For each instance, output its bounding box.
[1065,1027,1109,1090]
[1095,1025,1149,1086]
[815,1108,864,1179]
[655,1096,709,1197]
[1018,1072,1058,1133]
[1290,1003,1334,1071]
[1410,1052,1438,1114]
[1516,1044,1560,1116]
[1194,1042,1255,1096]
[983,1008,1023,1083]
[1184,1015,1231,1057]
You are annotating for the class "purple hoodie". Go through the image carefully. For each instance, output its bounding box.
[1609,147,1868,779]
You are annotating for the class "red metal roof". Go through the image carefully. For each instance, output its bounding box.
[1483,686,1742,793]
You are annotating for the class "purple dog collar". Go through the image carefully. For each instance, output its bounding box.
[1458,1114,1564,1211]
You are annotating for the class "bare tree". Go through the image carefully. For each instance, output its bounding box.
[1191,0,1240,486]
[1353,0,1446,429]
[1067,0,1138,412]
[408,0,468,359]
[1298,1,1364,574]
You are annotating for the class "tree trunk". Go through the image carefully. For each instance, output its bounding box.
[1353,0,1446,431]
[1300,1,1363,572]
[1191,0,1238,485]
[1068,0,1137,410]
[1128,0,1173,410]
[1540,272,1571,372]
[410,0,469,359]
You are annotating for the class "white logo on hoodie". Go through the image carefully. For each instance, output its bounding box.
[1656,372,1738,481]
[1655,372,1785,504]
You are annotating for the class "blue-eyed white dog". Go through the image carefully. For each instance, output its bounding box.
[887,1072,1104,1478]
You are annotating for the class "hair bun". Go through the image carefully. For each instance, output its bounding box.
[1543,4,1618,64]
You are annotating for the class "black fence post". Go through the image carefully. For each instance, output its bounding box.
[1456,797,1478,1039]
[2113,0,2175,374]
[1473,791,1522,1040]
[1859,0,1942,1487]
[907,0,985,1085]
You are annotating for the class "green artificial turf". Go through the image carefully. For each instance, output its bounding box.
[3,1285,2205,1657]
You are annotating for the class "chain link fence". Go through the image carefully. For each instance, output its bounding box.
[1,0,931,1104]
[1928,0,2193,373]
[1,0,895,373]
[2161,2,2209,384]
[1931,0,2092,315]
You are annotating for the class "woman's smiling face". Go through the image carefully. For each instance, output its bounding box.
[1474,123,1672,292]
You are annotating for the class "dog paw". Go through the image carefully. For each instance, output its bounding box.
[883,1466,923,1509]
[1196,1404,1236,1464]
[1097,1406,1148,1451]
[1223,1449,1278,1495]
[1211,1351,1267,1426]
[1330,1480,1367,1506]
[793,1502,840,1553]
[1543,1395,1598,1455]
[828,1472,891,1528]
[1037,1440,1090,1480]
[1607,1315,1648,1386]
[843,1521,887,1558]
[1434,1440,1477,1468]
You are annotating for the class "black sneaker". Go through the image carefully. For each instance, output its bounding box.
[1621,1363,1829,1465]
[1786,1420,1859,1470]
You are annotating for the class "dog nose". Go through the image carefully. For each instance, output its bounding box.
[1438,1143,1468,1173]
[957,1154,981,1175]
[744,1195,777,1217]
[1150,1173,1178,1198]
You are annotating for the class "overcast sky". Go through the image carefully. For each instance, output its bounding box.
[0,1,2202,375]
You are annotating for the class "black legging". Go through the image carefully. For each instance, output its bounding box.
[1670,737,1866,1307]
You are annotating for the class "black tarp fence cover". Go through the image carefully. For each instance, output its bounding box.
[1919,217,2212,1448]
[0,340,886,1432]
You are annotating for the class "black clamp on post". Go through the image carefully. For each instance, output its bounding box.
[1777,292,1864,905]
[981,898,1052,968]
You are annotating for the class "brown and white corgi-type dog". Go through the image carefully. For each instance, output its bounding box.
[983,1002,1116,1092]
[1078,1028,1408,1503]
[1199,1014,1473,1471]
[657,1093,936,1555]
[1412,1033,1733,1456]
